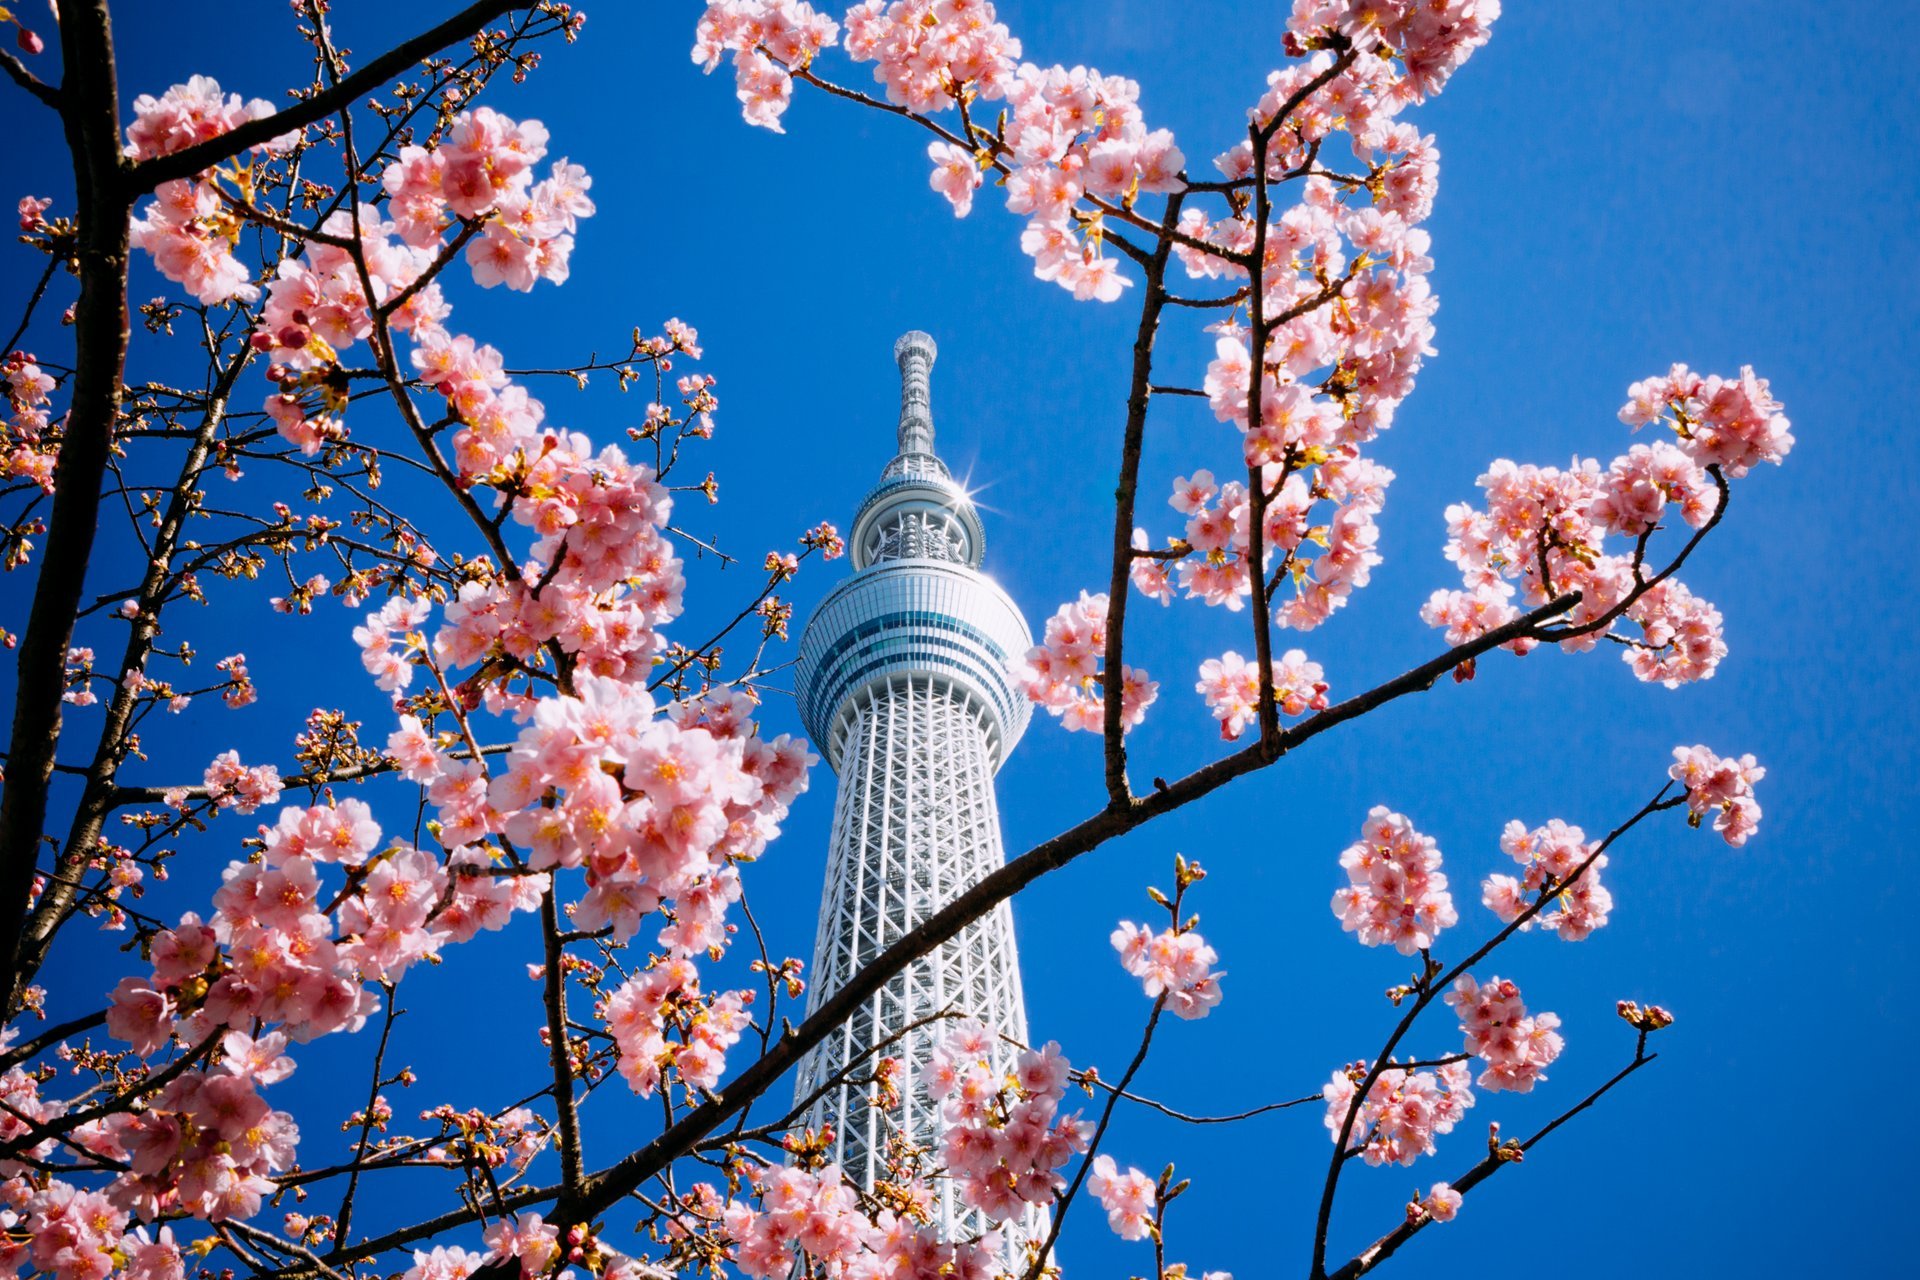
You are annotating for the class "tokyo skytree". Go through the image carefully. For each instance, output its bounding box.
[791,331,1036,1237]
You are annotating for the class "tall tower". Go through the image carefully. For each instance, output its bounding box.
[793,332,1035,1235]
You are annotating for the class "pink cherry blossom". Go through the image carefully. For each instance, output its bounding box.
[1669,744,1765,846]
[1323,1058,1475,1166]
[1196,648,1328,739]
[1419,1181,1462,1222]
[124,75,287,162]
[1332,807,1457,955]
[1111,921,1224,1019]
[927,141,983,216]
[1086,1154,1156,1240]
[201,750,283,814]
[1618,363,1794,477]
[1483,818,1612,941]
[1009,591,1156,733]
[923,1020,1089,1223]
[691,2,842,132]
[1446,974,1563,1093]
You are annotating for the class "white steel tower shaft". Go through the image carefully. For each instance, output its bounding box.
[793,333,1035,1239]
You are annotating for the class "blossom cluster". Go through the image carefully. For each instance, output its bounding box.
[1322,1058,1475,1167]
[601,956,753,1097]
[1123,4,1487,631]
[1008,591,1157,733]
[1110,921,1224,1020]
[1283,3,1500,106]
[1331,807,1456,955]
[1619,363,1795,478]
[1669,744,1765,846]
[718,1152,1005,1280]
[62,1030,296,1227]
[123,77,299,305]
[844,0,1023,113]
[476,681,811,1095]
[2,349,57,493]
[1086,1155,1157,1240]
[1423,451,1718,680]
[1196,647,1328,739]
[1140,451,1391,635]
[925,1021,1090,1221]
[697,1,1182,301]
[692,1,842,131]
[1423,366,1789,684]
[989,59,1185,301]
[386,108,595,290]
[485,682,812,942]
[1445,974,1563,1093]
[243,105,591,471]
[1481,818,1612,941]
[199,749,284,814]
[8,1181,185,1280]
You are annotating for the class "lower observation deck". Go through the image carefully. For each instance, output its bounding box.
[797,557,1033,773]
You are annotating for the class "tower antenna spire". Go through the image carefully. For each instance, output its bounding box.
[893,330,937,459]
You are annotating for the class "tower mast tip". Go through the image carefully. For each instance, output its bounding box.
[893,331,937,459]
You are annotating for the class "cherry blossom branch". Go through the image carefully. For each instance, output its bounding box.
[541,884,586,1193]
[647,548,821,696]
[456,592,1580,1259]
[1529,466,1732,645]
[1088,1078,1322,1125]
[0,46,58,109]
[787,64,1199,265]
[732,1008,970,1146]
[106,743,512,808]
[1244,122,1283,743]
[2,257,62,357]
[1255,40,1360,148]
[0,1032,216,1159]
[286,1181,562,1276]
[0,1008,107,1070]
[1326,1049,1660,1280]
[1102,194,1185,801]
[122,0,540,193]
[13,345,255,996]
[1307,783,1683,1279]
[0,0,132,1014]
[1024,999,1165,1280]
[224,1221,356,1280]
[330,989,401,1253]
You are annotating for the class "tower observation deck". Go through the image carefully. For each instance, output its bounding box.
[793,332,1035,1240]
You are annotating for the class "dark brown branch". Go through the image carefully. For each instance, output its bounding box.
[1101,195,1184,802]
[0,46,58,109]
[2,257,62,357]
[1308,784,1682,1278]
[1093,1079,1321,1125]
[1243,122,1283,744]
[1025,1001,1165,1280]
[0,0,132,1015]
[468,593,1578,1261]
[331,992,400,1252]
[14,344,253,995]
[541,884,586,1192]
[0,1008,106,1069]
[1325,1052,1659,1280]
[124,1,537,193]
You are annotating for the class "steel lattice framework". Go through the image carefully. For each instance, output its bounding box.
[792,333,1037,1249]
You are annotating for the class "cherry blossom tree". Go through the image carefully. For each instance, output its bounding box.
[0,5,1788,1280]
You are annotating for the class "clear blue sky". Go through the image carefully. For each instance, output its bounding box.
[5,3,1914,1276]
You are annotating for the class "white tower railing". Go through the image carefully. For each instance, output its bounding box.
[793,333,1036,1246]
